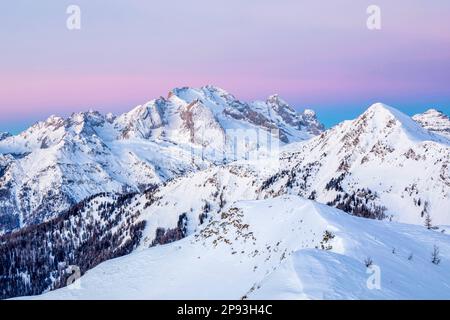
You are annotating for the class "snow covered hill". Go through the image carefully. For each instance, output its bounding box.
[124,103,450,229]
[29,196,450,300]
[413,109,450,139]
[0,86,322,234]
[0,161,273,299]
[262,103,450,226]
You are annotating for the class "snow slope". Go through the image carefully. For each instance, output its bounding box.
[30,196,450,300]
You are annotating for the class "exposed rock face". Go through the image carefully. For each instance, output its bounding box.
[1,104,449,300]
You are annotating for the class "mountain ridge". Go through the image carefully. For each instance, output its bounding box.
[0,86,323,234]
[24,195,450,300]
[1,101,450,299]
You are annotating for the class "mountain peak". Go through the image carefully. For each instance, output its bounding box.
[266,94,296,118]
[423,108,445,116]
[266,93,281,101]
[413,108,450,140]
[266,94,289,107]
[302,109,316,117]
[0,132,11,141]
[201,84,230,95]
[168,85,235,105]
[105,112,116,123]
[68,110,105,129]
[414,108,449,121]
[364,102,412,125]
[43,114,65,125]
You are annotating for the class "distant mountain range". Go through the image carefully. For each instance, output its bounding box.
[30,196,450,300]
[1,87,449,300]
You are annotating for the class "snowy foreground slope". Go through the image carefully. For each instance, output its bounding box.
[31,196,450,300]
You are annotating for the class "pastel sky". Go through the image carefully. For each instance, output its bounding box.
[1,0,450,133]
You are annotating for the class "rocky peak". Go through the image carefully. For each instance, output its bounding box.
[115,100,166,139]
[421,109,446,117]
[413,109,450,139]
[0,132,11,141]
[353,103,444,143]
[16,115,67,147]
[265,94,301,126]
[302,109,317,118]
[31,115,65,132]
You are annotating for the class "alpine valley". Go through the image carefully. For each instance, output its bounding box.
[1,86,450,300]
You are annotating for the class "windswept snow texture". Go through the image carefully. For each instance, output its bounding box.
[31,196,450,300]
[0,86,322,234]
[413,109,450,140]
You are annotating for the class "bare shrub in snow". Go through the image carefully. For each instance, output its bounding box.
[431,245,441,265]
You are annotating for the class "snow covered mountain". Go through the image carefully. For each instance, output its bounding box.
[121,102,450,229]
[0,86,323,234]
[2,101,449,299]
[413,109,450,139]
[0,132,11,141]
[93,101,450,243]
[115,86,323,145]
[262,103,450,226]
[0,162,273,299]
[0,111,201,234]
[28,196,450,300]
